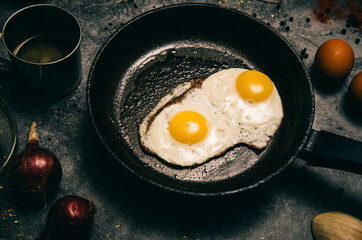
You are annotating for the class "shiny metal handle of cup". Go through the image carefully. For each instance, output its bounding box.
[0,58,11,69]
[0,33,12,70]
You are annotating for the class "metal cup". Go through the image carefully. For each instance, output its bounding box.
[0,4,82,100]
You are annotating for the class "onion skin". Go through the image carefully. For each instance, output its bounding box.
[10,122,62,203]
[36,195,97,240]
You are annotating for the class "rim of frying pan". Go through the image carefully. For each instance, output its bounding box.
[86,3,315,196]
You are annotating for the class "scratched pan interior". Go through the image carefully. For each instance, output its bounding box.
[87,4,313,196]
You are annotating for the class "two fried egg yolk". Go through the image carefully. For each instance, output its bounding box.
[139,68,283,166]
[168,70,274,145]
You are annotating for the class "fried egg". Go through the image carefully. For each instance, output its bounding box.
[139,68,283,166]
[201,68,284,148]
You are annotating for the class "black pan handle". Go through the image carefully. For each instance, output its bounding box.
[299,129,362,174]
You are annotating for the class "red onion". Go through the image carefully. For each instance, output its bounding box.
[10,122,62,203]
[36,195,97,240]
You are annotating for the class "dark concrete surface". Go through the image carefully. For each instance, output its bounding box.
[0,0,361,239]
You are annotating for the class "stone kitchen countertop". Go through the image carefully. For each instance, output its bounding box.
[0,0,361,239]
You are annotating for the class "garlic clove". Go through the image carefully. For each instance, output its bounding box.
[312,211,362,240]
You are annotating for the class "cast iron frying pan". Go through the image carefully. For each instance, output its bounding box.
[87,4,314,196]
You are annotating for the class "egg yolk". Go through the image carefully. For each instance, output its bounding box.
[236,70,273,103]
[169,111,208,144]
